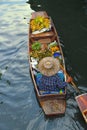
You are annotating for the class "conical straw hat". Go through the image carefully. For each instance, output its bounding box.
[38,57,60,76]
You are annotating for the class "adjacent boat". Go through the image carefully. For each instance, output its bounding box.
[75,93,87,123]
[28,11,67,116]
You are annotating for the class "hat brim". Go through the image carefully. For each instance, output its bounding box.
[38,57,60,76]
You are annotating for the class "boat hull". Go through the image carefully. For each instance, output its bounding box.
[28,11,67,116]
[75,93,87,123]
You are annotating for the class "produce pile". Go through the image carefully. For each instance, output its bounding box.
[30,16,51,32]
[30,41,61,61]
[30,41,52,60]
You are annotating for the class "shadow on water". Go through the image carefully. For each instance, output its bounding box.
[27,0,87,85]
[27,0,87,84]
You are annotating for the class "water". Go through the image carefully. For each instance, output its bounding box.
[0,0,87,130]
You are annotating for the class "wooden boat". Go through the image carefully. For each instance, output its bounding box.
[75,93,87,123]
[28,11,67,116]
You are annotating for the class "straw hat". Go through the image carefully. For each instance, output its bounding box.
[38,57,60,76]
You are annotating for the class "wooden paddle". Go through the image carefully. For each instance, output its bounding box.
[60,65,81,93]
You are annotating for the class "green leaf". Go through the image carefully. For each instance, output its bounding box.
[31,41,41,50]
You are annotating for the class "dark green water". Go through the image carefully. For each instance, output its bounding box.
[29,0,87,85]
[0,0,87,130]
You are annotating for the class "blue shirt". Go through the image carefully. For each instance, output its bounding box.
[36,73,67,91]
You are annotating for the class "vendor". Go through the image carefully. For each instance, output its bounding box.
[36,57,67,91]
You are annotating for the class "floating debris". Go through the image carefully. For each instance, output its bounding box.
[6,80,11,85]
[37,5,41,7]
[0,72,2,80]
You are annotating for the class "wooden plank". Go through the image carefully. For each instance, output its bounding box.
[75,93,87,123]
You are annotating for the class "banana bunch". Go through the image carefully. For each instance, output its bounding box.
[30,16,50,32]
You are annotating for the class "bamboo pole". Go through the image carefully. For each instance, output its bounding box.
[60,65,81,93]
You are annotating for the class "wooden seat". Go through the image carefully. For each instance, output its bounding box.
[37,38,51,44]
[30,31,54,39]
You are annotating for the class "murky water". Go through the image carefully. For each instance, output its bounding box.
[0,0,87,130]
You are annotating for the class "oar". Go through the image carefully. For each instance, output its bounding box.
[60,65,81,93]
